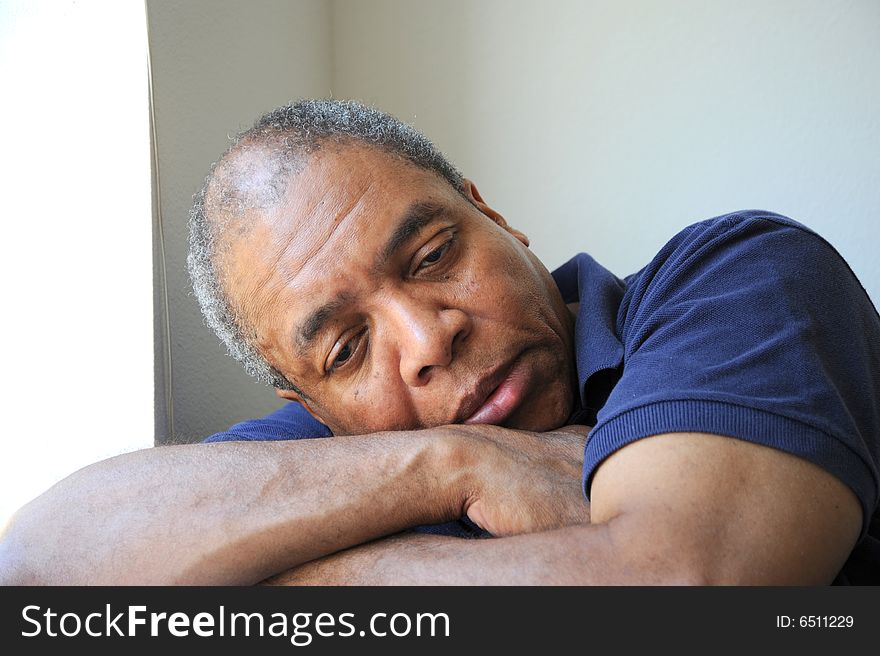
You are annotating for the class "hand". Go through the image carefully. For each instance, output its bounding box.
[442,424,591,537]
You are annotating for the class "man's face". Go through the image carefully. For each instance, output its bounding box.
[221,144,578,435]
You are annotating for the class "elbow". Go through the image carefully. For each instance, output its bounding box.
[0,503,66,585]
[0,523,43,585]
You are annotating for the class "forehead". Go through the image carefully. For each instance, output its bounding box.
[219,144,463,339]
[241,144,456,270]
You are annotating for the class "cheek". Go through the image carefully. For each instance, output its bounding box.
[326,378,415,434]
[463,245,547,320]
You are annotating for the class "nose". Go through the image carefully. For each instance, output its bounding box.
[389,297,471,387]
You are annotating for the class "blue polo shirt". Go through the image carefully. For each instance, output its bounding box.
[206,210,880,583]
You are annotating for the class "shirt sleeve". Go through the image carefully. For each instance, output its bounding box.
[203,401,333,442]
[583,212,880,539]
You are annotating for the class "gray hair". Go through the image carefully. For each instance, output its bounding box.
[187,99,466,392]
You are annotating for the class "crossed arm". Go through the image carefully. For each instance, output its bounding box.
[264,429,863,585]
[0,424,862,585]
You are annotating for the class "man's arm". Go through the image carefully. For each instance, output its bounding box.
[2,424,859,585]
[0,424,589,585]
[0,433,463,585]
[266,431,863,585]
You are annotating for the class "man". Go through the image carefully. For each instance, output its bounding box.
[2,99,877,585]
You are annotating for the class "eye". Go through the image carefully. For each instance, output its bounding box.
[327,330,365,373]
[422,244,447,264]
[333,342,354,367]
[416,235,455,272]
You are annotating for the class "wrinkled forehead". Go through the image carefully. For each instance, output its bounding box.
[223,146,431,259]
[213,143,462,324]
[211,141,435,240]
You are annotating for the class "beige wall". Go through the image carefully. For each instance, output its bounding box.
[333,0,880,290]
[147,0,332,442]
[150,0,880,442]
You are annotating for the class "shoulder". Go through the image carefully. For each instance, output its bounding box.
[620,209,877,348]
[586,209,880,541]
[631,209,837,290]
[658,208,821,247]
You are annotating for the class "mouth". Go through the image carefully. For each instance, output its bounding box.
[454,354,531,426]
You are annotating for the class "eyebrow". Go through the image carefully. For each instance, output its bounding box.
[374,201,446,271]
[295,292,352,351]
[294,201,446,354]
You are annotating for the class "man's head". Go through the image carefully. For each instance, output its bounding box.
[189,99,578,435]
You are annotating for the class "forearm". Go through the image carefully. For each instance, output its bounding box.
[0,434,458,586]
[261,533,471,586]
[260,521,688,586]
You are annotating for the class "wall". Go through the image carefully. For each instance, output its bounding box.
[151,0,880,443]
[147,0,333,443]
[333,0,880,298]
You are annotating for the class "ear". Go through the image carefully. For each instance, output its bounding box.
[276,388,328,426]
[462,178,529,247]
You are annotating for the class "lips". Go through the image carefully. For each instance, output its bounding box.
[455,355,530,426]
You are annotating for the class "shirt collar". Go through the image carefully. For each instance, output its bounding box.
[552,253,626,424]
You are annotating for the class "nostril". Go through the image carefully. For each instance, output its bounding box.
[451,328,469,357]
[418,365,433,382]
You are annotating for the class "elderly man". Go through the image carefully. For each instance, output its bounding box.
[2,100,878,585]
